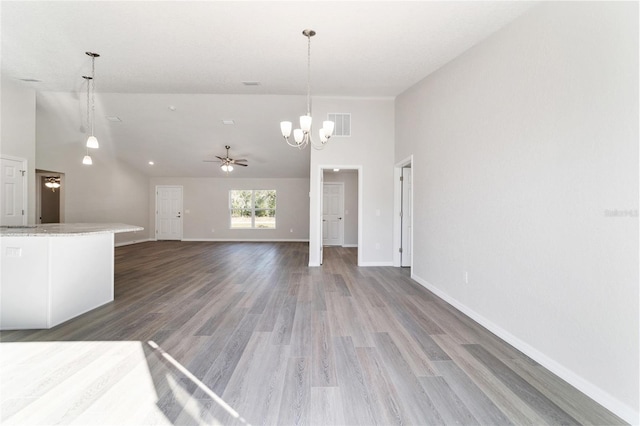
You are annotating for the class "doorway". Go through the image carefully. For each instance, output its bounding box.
[155,185,183,240]
[319,168,360,266]
[36,169,65,224]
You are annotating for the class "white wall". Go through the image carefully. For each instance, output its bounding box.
[149,177,309,241]
[324,170,358,246]
[310,97,395,266]
[1,75,37,223]
[395,2,638,422]
[36,92,149,245]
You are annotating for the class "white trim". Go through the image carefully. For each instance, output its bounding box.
[182,238,309,243]
[410,272,639,425]
[342,244,358,248]
[115,238,153,247]
[359,261,393,267]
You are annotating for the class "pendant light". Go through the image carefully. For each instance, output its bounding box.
[280,30,334,150]
[82,51,100,165]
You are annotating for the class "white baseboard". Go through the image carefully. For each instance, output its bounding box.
[181,238,309,243]
[342,244,358,248]
[410,273,639,425]
[114,238,153,247]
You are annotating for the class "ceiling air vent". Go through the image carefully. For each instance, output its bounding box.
[328,113,351,137]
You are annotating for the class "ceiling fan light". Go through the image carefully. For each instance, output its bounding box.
[322,120,335,137]
[82,155,93,165]
[45,181,55,188]
[221,163,234,173]
[300,115,312,132]
[280,121,292,137]
[86,135,99,149]
[293,128,304,143]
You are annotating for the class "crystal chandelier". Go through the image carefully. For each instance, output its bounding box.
[82,52,100,165]
[280,29,334,150]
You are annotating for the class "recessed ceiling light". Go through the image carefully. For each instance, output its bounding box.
[333,169,340,172]
[148,161,154,165]
[168,105,176,111]
[106,116,121,122]
[242,81,261,86]
[222,120,235,125]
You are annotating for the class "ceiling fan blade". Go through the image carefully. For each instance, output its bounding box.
[215,156,225,161]
[231,159,248,163]
[203,160,219,162]
[235,163,248,167]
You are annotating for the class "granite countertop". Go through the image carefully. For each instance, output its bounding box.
[0,223,144,237]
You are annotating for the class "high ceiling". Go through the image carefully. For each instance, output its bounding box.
[2,1,535,178]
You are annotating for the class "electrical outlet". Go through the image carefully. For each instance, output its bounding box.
[211,228,215,233]
[464,271,469,284]
[290,228,293,233]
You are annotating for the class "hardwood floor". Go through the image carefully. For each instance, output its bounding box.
[0,241,626,425]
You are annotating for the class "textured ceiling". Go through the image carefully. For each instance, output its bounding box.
[2,1,535,178]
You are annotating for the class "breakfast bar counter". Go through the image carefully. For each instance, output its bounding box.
[0,223,143,330]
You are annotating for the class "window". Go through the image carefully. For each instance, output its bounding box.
[230,190,276,229]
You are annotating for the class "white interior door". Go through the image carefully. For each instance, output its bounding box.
[1,157,26,226]
[156,185,183,240]
[323,183,344,246]
[401,167,412,267]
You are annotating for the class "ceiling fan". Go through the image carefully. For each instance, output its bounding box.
[204,145,248,173]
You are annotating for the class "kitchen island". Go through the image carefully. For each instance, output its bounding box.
[0,223,143,330]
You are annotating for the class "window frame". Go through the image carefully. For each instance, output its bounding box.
[229,189,276,230]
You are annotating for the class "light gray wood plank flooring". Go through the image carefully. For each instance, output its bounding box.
[0,242,626,425]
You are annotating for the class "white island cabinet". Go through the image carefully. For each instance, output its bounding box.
[0,223,143,330]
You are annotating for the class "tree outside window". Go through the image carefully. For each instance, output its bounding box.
[230,190,276,229]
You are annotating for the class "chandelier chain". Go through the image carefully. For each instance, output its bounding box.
[85,77,91,134]
[306,33,311,116]
[90,55,96,136]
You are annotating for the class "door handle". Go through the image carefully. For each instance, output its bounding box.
[338,217,342,220]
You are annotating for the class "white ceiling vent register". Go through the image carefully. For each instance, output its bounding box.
[328,113,351,137]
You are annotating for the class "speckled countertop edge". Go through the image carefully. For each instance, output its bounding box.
[0,223,144,237]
